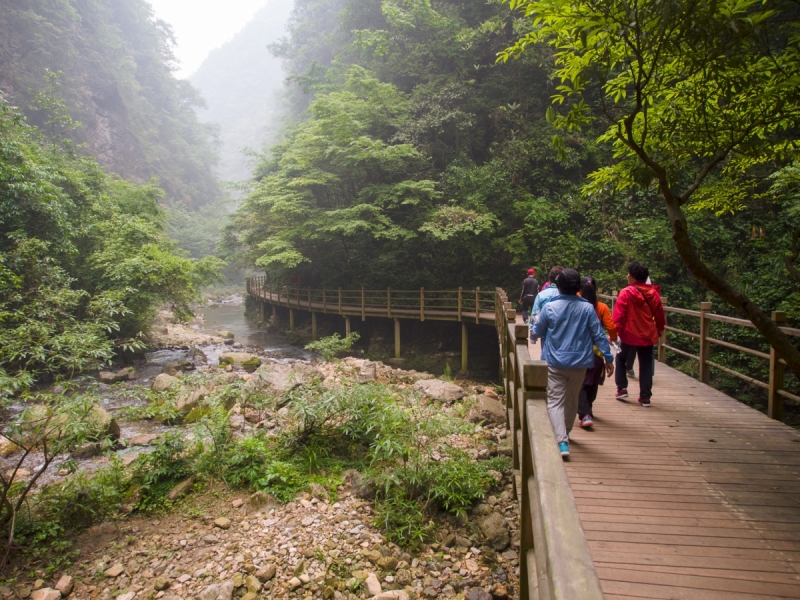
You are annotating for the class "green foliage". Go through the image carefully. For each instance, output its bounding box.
[131,431,196,511]
[0,97,223,390]
[304,332,361,360]
[0,0,221,207]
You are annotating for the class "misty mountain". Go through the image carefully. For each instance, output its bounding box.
[0,0,220,207]
[189,0,292,182]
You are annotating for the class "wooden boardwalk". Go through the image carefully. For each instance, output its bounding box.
[526,337,800,599]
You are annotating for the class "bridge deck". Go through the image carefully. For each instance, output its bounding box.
[526,336,800,599]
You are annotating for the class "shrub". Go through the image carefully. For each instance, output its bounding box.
[304,332,361,361]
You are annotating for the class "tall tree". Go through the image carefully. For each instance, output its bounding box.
[500,0,800,377]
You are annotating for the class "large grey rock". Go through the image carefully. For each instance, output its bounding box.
[175,386,210,416]
[219,352,261,372]
[151,373,179,392]
[413,379,466,403]
[98,367,137,384]
[468,395,507,427]
[479,512,510,550]
[245,363,322,395]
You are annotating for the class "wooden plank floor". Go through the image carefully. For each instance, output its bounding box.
[525,334,800,599]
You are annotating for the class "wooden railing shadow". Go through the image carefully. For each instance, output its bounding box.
[495,288,604,600]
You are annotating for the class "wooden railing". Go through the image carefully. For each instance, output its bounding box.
[495,288,604,600]
[598,293,800,420]
[246,277,497,324]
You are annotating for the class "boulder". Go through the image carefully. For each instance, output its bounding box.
[218,331,235,340]
[162,360,194,376]
[188,347,208,365]
[308,482,330,502]
[86,403,120,441]
[468,395,507,427]
[245,363,322,395]
[21,403,118,442]
[0,438,21,458]
[130,433,160,446]
[167,474,197,500]
[98,368,137,384]
[249,491,278,510]
[412,379,466,403]
[151,373,179,392]
[175,385,210,416]
[479,512,510,551]
[219,353,261,373]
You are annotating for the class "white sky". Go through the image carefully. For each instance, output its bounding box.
[147,0,274,78]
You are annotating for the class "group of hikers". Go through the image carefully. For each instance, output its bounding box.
[519,262,665,457]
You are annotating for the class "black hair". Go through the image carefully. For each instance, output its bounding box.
[548,265,565,283]
[580,276,598,308]
[627,261,649,283]
[556,269,581,295]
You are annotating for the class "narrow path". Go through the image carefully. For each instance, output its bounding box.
[522,318,800,599]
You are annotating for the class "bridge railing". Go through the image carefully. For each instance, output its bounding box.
[598,292,799,421]
[495,288,605,600]
[247,277,497,322]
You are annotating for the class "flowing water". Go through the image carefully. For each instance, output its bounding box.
[2,295,312,484]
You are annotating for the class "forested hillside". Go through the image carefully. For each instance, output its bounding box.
[190,0,292,182]
[0,0,220,207]
[226,0,800,327]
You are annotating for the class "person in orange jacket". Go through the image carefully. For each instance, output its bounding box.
[577,276,618,428]
[612,261,665,407]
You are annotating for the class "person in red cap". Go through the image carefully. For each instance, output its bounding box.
[519,268,539,323]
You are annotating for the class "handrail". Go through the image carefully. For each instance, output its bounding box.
[597,292,798,420]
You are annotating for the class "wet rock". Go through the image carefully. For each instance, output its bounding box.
[167,475,196,500]
[54,577,72,597]
[413,379,466,403]
[130,433,160,446]
[151,373,179,392]
[30,590,60,600]
[218,353,261,373]
[468,395,507,427]
[479,513,510,551]
[98,367,137,384]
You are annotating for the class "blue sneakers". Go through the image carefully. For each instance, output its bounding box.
[558,442,570,457]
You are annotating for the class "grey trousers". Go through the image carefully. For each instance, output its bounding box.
[547,366,587,444]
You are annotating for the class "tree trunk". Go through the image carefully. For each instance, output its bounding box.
[664,198,800,380]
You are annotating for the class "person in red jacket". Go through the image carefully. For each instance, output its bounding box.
[612,261,665,407]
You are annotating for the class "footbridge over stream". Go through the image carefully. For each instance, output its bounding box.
[247,279,800,599]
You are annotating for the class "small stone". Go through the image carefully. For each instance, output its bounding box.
[465,588,492,600]
[217,580,234,600]
[287,578,302,591]
[214,517,231,530]
[255,564,276,582]
[130,434,160,446]
[298,574,310,584]
[55,577,73,597]
[377,556,398,570]
[231,499,244,508]
[153,578,170,592]
[364,573,382,596]
[176,575,191,584]
[199,584,219,600]
[372,592,409,600]
[244,576,261,594]
[31,590,60,600]
[232,573,244,588]
[33,582,44,591]
[105,564,125,578]
[240,594,257,600]
[117,593,135,600]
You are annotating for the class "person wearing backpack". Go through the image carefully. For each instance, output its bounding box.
[612,261,665,407]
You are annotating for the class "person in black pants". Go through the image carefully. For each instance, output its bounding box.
[519,268,539,323]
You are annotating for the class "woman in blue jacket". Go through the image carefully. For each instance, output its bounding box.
[532,269,614,457]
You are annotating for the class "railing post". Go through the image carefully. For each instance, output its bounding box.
[475,287,480,324]
[768,311,786,421]
[387,287,392,319]
[323,288,327,313]
[420,287,425,322]
[289,308,295,331]
[394,318,401,359]
[461,323,468,373]
[308,287,312,311]
[611,290,618,313]
[338,288,342,315]
[311,312,317,341]
[699,301,712,384]
[657,296,668,363]
[361,287,366,321]
[458,287,463,322]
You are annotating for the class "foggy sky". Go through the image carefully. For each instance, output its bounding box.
[147,0,290,78]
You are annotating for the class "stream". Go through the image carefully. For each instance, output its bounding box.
[2,295,313,485]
